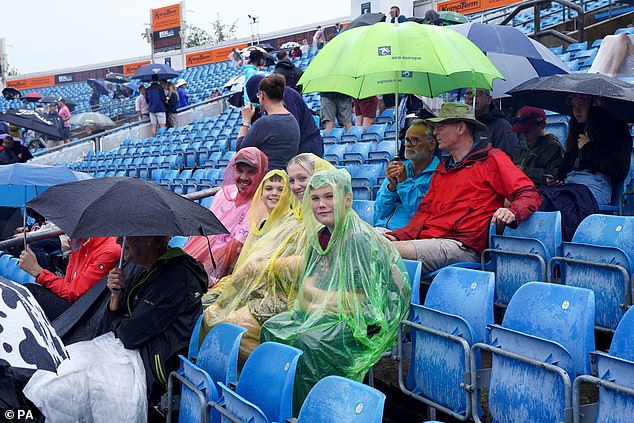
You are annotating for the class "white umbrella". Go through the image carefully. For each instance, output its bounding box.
[281,41,300,49]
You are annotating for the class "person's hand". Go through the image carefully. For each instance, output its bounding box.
[545,174,564,186]
[107,268,125,294]
[19,247,44,278]
[578,132,591,149]
[385,161,407,190]
[241,103,255,122]
[492,208,517,226]
[383,233,397,241]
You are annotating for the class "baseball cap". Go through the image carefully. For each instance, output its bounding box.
[510,106,546,134]
[233,157,257,167]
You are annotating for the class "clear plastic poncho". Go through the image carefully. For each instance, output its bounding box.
[260,168,411,410]
[200,155,335,358]
[184,147,268,284]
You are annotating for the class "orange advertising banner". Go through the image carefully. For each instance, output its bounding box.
[123,60,151,76]
[6,75,56,90]
[185,44,249,67]
[152,4,181,32]
[437,0,519,14]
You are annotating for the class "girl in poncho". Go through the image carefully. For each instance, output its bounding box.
[200,153,334,358]
[184,147,268,284]
[260,168,411,410]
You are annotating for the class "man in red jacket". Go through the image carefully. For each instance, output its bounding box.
[384,102,542,273]
[19,236,121,320]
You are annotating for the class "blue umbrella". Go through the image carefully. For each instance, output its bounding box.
[449,23,569,98]
[87,79,108,95]
[131,63,178,82]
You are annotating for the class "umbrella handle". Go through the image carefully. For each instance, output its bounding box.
[118,237,126,269]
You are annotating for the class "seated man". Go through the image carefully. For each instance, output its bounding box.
[19,237,121,320]
[384,103,542,274]
[374,119,439,231]
[510,106,564,186]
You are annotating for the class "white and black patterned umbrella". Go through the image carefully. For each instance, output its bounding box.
[0,277,68,372]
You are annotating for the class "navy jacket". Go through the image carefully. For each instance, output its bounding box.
[145,83,166,113]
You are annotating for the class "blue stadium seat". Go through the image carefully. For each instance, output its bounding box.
[472,282,595,422]
[367,140,397,166]
[323,127,344,144]
[352,199,374,224]
[550,215,634,330]
[196,322,247,392]
[400,267,495,421]
[341,126,366,142]
[376,109,395,125]
[361,124,387,141]
[483,211,561,306]
[296,376,386,423]
[173,357,219,423]
[351,164,384,200]
[217,342,302,423]
[341,142,373,166]
[573,306,634,422]
[324,144,347,164]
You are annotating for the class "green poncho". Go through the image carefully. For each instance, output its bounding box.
[260,168,411,410]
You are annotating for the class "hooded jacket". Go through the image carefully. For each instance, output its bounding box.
[274,59,304,91]
[101,248,207,404]
[514,133,564,185]
[475,108,519,160]
[388,142,542,253]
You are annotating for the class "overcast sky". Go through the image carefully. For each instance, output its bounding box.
[1,0,351,75]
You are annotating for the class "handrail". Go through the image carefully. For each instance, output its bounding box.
[499,0,585,42]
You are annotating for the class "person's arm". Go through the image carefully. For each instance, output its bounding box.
[523,143,564,185]
[237,114,267,150]
[387,173,438,241]
[579,123,631,182]
[395,164,436,217]
[373,178,400,226]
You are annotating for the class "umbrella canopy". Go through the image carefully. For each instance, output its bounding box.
[23,92,42,103]
[0,163,92,207]
[0,277,68,372]
[38,96,60,104]
[254,43,276,52]
[0,109,65,140]
[2,87,21,100]
[131,63,178,82]
[224,74,245,92]
[87,79,108,95]
[298,21,502,99]
[343,12,386,32]
[280,41,300,49]
[68,112,116,127]
[439,11,469,25]
[105,72,131,84]
[507,73,634,123]
[449,23,569,98]
[27,177,229,239]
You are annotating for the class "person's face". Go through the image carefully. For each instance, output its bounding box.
[404,124,435,162]
[287,163,311,202]
[48,105,58,114]
[464,89,492,116]
[118,236,152,266]
[390,7,398,17]
[433,121,462,152]
[571,96,590,124]
[521,122,542,144]
[310,186,336,230]
[261,178,284,213]
[233,162,258,192]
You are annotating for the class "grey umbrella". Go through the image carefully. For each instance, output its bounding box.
[507,73,634,122]
[68,112,116,128]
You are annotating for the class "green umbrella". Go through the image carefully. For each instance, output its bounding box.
[298,21,502,155]
[439,11,469,25]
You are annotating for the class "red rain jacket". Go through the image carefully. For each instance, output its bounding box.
[388,143,542,253]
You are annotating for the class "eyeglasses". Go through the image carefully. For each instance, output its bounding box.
[405,135,435,145]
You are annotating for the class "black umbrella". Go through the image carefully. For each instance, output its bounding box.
[38,96,59,104]
[0,109,65,139]
[2,87,21,100]
[131,63,178,82]
[254,43,276,52]
[343,12,386,32]
[87,79,108,95]
[26,177,228,239]
[105,72,131,84]
[507,73,634,123]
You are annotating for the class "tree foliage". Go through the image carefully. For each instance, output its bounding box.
[186,25,212,48]
[209,13,238,44]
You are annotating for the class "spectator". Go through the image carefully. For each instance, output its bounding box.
[18,237,121,320]
[145,74,167,137]
[2,135,32,163]
[290,46,302,59]
[243,49,266,105]
[261,168,410,410]
[165,81,179,129]
[464,88,518,159]
[374,120,440,231]
[390,5,407,23]
[0,112,9,134]
[201,154,335,357]
[228,47,243,68]
[184,147,269,283]
[300,39,310,56]
[320,92,353,136]
[175,79,189,109]
[384,102,542,273]
[274,50,304,92]
[135,85,149,121]
[333,22,342,37]
[246,74,323,157]
[45,103,66,149]
[353,96,379,132]
[424,9,442,25]
[0,135,19,165]
[24,236,207,420]
[552,94,632,205]
[510,106,564,185]
[237,74,301,170]
[89,85,100,112]
[57,99,72,144]
[312,26,326,50]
